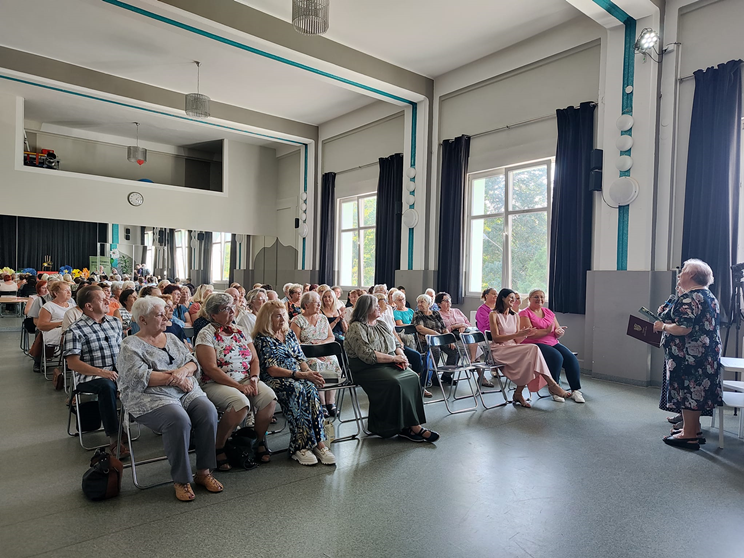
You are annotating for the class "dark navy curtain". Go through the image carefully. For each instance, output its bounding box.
[374,154,403,288]
[318,172,336,286]
[0,215,17,269]
[436,135,470,304]
[549,102,595,314]
[681,59,742,315]
[15,216,100,271]
[228,234,238,285]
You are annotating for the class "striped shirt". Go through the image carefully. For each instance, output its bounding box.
[63,314,123,385]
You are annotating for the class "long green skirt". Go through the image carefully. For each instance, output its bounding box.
[349,358,427,438]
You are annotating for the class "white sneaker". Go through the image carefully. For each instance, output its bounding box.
[291,449,318,466]
[551,394,565,403]
[571,390,586,403]
[312,446,336,465]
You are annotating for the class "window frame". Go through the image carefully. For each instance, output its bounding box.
[174,229,188,280]
[463,158,554,296]
[335,192,377,289]
[211,232,231,283]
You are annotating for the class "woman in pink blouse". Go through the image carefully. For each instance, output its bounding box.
[475,288,498,332]
[519,289,584,403]
[436,292,493,388]
[490,289,571,407]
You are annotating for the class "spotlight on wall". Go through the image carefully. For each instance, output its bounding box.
[635,28,659,55]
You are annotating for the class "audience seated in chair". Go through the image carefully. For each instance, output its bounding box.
[63,285,128,457]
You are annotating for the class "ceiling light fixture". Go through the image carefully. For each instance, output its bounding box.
[126,122,147,166]
[185,61,210,118]
[292,0,330,36]
[635,28,659,55]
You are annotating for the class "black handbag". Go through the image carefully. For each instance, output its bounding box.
[224,436,258,470]
[82,448,123,501]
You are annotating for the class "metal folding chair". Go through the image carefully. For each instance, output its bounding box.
[460,331,510,409]
[66,373,109,451]
[42,334,64,381]
[425,333,479,414]
[300,341,367,441]
[117,406,173,490]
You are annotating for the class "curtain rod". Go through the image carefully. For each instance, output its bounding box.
[678,74,694,82]
[332,160,379,176]
[437,105,594,146]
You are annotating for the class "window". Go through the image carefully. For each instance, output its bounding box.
[211,232,231,282]
[465,159,552,295]
[337,194,376,287]
[174,230,188,280]
[144,230,154,273]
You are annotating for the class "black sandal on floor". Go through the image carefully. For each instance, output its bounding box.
[670,427,706,444]
[254,440,271,463]
[326,404,337,417]
[662,435,700,451]
[215,448,232,471]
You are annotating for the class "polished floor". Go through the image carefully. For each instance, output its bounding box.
[1,328,744,558]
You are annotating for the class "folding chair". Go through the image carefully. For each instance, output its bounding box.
[460,331,510,409]
[19,326,29,355]
[300,341,367,441]
[42,333,64,381]
[117,406,173,490]
[425,333,479,414]
[67,373,109,451]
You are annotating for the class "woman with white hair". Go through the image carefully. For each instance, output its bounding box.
[195,293,277,467]
[117,296,222,501]
[653,259,723,450]
[425,288,439,311]
[290,291,341,417]
[412,293,458,381]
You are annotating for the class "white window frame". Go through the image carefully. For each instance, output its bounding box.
[174,229,188,280]
[211,232,231,283]
[336,192,377,289]
[464,158,554,296]
[144,230,154,273]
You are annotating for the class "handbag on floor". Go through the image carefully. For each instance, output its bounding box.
[52,368,64,391]
[82,448,123,501]
[224,436,258,470]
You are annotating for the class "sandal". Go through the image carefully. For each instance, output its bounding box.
[174,482,195,501]
[325,404,337,417]
[254,439,272,463]
[513,394,532,408]
[423,389,433,398]
[662,434,700,451]
[548,385,571,399]
[270,416,278,424]
[194,472,224,492]
[480,379,495,388]
[215,448,231,472]
[670,427,706,444]
[667,414,683,424]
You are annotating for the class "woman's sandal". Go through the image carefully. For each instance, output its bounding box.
[513,394,532,408]
[670,427,706,444]
[662,434,700,451]
[174,482,195,501]
[194,472,224,492]
[667,414,683,424]
[215,448,231,472]
[548,385,571,399]
[254,439,272,463]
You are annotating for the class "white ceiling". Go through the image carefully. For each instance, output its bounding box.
[0,76,285,149]
[0,0,376,125]
[238,0,582,77]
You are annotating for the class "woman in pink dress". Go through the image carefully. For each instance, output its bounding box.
[475,288,498,332]
[489,289,571,407]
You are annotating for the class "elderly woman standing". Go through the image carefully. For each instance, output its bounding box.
[117,297,223,502]
[490,289,571,407]
[476,288,498,333]
[520,289,584,403]
[345,295,438,442]
[653,259,723,450]
[195,293,277,467]
[253,300,335,466]
[290,291,341,417]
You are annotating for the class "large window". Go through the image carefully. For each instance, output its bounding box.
[144,230,154,273]
[337,194,376,287]
[174,230,188,280]
[211,232,231,282]
[466,159,552,295]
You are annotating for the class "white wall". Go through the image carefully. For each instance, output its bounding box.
[0,94,279,237]
[276,149,301,250]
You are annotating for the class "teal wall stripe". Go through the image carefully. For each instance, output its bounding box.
[593,0,634,270]
[103,0,419,275]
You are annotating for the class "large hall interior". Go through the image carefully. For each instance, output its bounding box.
[1,1,744,557]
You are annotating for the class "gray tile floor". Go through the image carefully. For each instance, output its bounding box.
[2,328,744,558]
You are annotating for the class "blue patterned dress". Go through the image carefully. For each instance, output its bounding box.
[659,288,723,413]
[254,330,325,453]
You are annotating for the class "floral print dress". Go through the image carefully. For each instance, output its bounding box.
[291,314,341,381]
[253,330,325,453]
[659,288,723,413]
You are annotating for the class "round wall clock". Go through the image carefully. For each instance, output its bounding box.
[128,192,144,206]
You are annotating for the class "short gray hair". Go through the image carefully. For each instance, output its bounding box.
[300,291,320,309]
[683,259,714,287]
[350,294,379,324]
[392,290,406,302]
[373,284,388,294]
[203,292,233,319]
[246,288,267,307]
[417,293,432,307]
[131,295,165,325]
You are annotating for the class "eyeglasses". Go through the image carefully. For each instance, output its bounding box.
[218,305,235,313]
